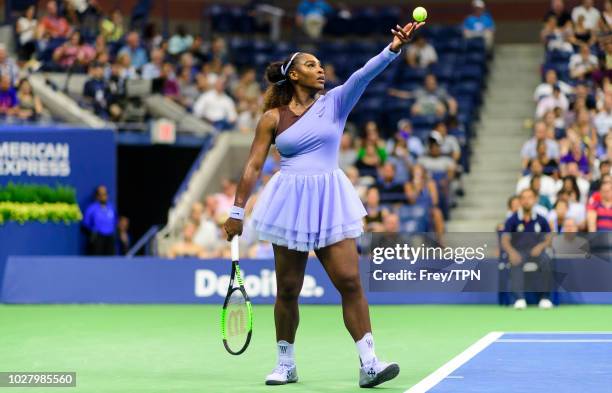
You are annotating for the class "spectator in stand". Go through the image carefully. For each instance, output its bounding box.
[432,122,461,164]
[73,0,103,39]
[383,213,401,233]
[100,9,124,43]
[364,187,388,232]
[168,25,193,57]
[501,188,553,309]
[388,119,425,160]
[406,34,438,69]
[463,0,495,51]
[141,48,164,79]
[545,0,572,28]
[323,63,340,89]
[591,161,611,193]
[192,201,223,256]
[155,62,181,102]
[570,15,598,47]
[569,44,599,81]
[115,52,138,80]
[548,198,569,231]
[236,99,261,134]
[560,142,591,176]
[16,5,38,63]
[517,159,560,202]
[233,68,261,104]
[411,74,458,117]
[178,52,198,84]
[339,133,358,170]
[345,166,368,202]
[521,121,561,168]
[355,140,385,178]
[601,0,612,31]
[418,132,456,179]
[505,195,521,218]
[38,0,72,39]
[52,31,96,70]
[405,164,445,239]
[541,13,574,53]
[0,44,20,84]
[588,181,612,231]
[296,0,333,40]
[536,139,560,176]
[212,178,238,221]
[0,74,19,118]
[83,185,117,256]
[83,62,109,117]
[16,79,43,121]
[531,175,554,211]
[534,69,573,102]
[142,22,164,51]
[167,221,208,258]
[536,85,569,119]
[558,189,587,229]
[563,164,591,201]
[209,36,230,65]
[118,31,148,69]
[376,163,406,203]
[193,77,238,130]
[116,216,131,255]
[571,0,601,32]
[594,92,612,137]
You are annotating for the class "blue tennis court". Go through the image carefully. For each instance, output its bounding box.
[406,332,612,393]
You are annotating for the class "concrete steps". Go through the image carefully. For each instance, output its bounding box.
[448,44,542,233]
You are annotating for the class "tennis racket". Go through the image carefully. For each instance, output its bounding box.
[221,236,253,355]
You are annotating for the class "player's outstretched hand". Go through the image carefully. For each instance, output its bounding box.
[223,218,243,241]
[390,22,425,52]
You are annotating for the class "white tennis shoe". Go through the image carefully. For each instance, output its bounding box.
[359,358,400,388]
[265,363,298,385]
[538,298,554,309]
[513,299,527,309]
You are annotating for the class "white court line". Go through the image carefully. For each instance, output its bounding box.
[502,331,612,335]
[497,339,612,343]
[404,332,503,393]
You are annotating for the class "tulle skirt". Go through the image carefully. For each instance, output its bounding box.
[251,168,367,252]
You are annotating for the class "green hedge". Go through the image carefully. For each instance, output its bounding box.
[0,202,83,224]
[0,182,77,204]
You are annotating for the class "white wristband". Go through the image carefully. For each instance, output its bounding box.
[229,206,245,220]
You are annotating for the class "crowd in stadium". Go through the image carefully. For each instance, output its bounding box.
[504,0,612,236]
[1,0,496,256]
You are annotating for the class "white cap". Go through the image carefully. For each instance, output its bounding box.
[473,0,485,8]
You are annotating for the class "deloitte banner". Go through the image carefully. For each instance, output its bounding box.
[0,126,116,208]
[0,257,498,304]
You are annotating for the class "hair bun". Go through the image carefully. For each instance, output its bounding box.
[265,61,285,84]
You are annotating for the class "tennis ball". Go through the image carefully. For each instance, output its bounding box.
[413,6,428,22]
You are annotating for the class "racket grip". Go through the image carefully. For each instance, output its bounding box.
[231,235,240,261]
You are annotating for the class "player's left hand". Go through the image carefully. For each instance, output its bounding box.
[390,22,425,52]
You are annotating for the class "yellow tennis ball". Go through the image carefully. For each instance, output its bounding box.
[413,6,428,22]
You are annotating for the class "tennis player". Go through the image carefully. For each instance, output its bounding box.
[224,21,424,388]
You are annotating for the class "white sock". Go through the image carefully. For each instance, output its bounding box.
[277,340,295,366]
[356,332,377,365]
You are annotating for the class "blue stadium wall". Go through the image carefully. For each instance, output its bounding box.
[2,256,611,305]
[0,126,116,284]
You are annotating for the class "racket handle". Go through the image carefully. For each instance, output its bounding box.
[231,235,240,261]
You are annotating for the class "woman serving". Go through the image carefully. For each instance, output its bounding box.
[224,21,424,388]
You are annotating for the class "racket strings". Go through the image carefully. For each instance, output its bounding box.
[223,290,249,351]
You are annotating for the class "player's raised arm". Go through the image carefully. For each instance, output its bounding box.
[332,22,425,119]
[223,109,278,240]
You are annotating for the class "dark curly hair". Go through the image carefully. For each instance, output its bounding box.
[262,53,304,113]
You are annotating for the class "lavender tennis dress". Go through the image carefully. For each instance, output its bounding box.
[251,45,401,251]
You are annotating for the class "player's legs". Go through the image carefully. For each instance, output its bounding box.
[316,238,399,388]
[266,244,308,385]
[272,244,308,342]
[315,238,370,340]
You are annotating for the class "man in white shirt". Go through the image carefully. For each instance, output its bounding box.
[533,69,573,102]
[571,0,601,31]
[193,78,238,129]
[141,48,164,80]
[406,35,438,69]
[536,84,569,118]
[594,92,612,137]
[569,44,599,80]
[521,121,561,168]
[517,160,561,203]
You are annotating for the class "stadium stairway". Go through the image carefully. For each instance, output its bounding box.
[447,44,543,233]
